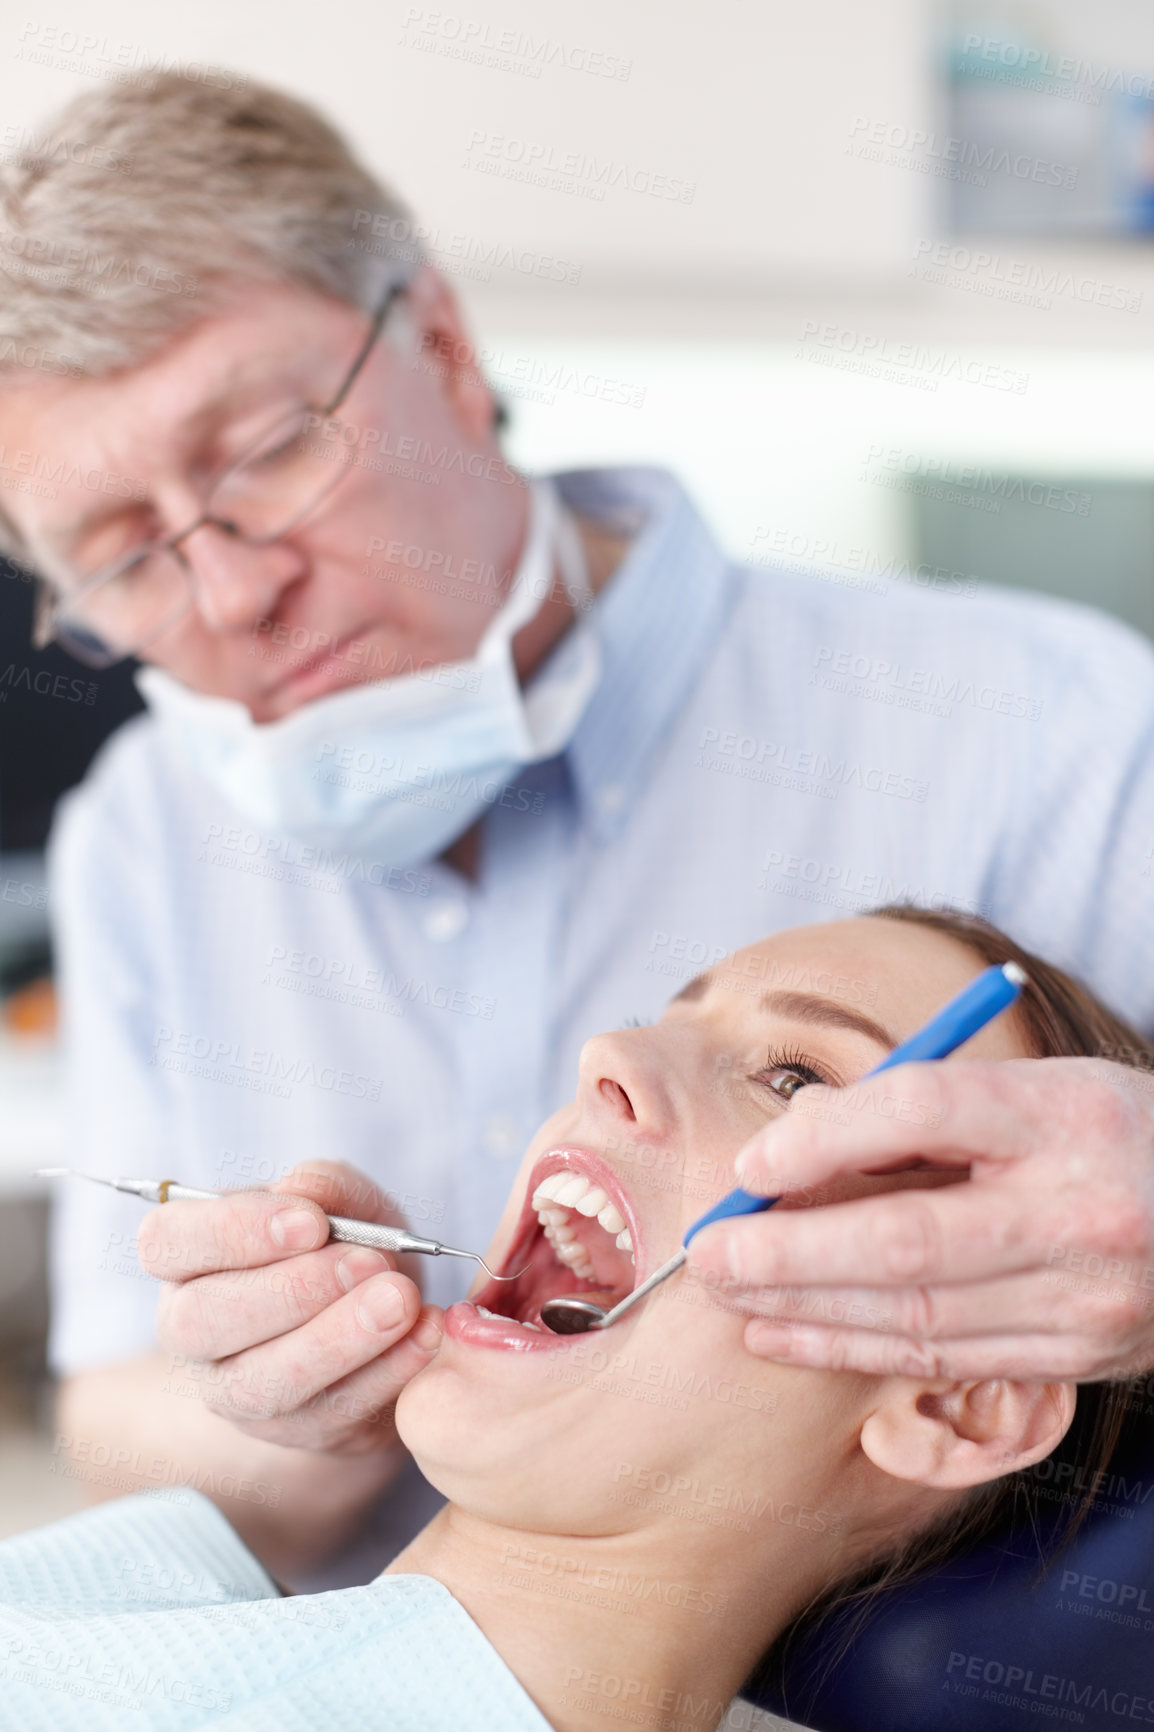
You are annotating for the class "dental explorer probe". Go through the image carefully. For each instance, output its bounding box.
[36,1170,528,1280]
[540,961,1028,1335]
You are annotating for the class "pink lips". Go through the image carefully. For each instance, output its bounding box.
[442,1147,645,1355]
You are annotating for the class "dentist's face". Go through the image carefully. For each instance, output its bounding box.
[396,916,1031,1534]
[0,270,526,721]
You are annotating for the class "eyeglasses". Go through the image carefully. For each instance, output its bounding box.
[34,279,410,670]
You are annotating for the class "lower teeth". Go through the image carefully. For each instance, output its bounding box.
[475,1305,543,1333]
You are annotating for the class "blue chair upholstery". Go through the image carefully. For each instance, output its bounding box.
[752,1419,1154,1731]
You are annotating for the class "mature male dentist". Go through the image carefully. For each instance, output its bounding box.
[2,71,1153,1587]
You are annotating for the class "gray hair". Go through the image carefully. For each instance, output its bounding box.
[0,69,424,378]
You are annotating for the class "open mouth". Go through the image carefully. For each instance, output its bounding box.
[444,1149,640,1352]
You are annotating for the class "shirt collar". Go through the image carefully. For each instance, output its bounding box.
[549,466,740,842]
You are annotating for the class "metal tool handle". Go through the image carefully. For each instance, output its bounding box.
[160,1186,434,1257]
[325,1215,436,1255]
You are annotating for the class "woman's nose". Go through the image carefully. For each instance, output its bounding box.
[182,520,306,635]
[577,1031,678,1141]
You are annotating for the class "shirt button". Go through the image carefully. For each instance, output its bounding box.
[600,783,624,814]
[423,900,469,942]
[483,1114,520,1158]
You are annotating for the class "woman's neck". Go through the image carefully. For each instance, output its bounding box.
[386,1499,836,1732]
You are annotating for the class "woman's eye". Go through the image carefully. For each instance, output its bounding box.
[759,1067,810,1101]
[749,1053,828,1102]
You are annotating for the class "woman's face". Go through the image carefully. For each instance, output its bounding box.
[396,917,1032,1536]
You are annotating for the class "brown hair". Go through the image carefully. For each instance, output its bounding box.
[755,903,1153,1699]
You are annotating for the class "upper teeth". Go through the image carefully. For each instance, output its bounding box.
[530,1169,634,1280]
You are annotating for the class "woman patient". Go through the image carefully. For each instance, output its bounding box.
[1,907,1147,1732]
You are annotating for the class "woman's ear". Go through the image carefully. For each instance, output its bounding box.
[860,1379,1076,1490]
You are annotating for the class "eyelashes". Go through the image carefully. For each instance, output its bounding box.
[749,1044,832,1101]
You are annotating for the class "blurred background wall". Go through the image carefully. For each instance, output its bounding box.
[1,0,1152,1546]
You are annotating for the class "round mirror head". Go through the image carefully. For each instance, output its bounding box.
[539,1295,610,1335]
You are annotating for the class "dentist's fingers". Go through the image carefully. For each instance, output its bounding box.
[688,1183,1045,1294]
[265,1308,447,1453]
[731,1058,1142,1200]
[191,1280,444,1452]
[710,1264,1151,1373]
[731,1060,1035,1196]
[137,1187,331,1282]
[740,1320,1104,1382]
[156,1242,395,1361]
[137,1159,407,1285]
[700,1055,1154,1380]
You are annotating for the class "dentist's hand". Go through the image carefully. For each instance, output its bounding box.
[687,1058,1154,1382]
[138,1160,444,1454]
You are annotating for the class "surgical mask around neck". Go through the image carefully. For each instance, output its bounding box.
[136,480,602,866]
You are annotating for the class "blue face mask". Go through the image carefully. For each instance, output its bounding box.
[136,481,603,867]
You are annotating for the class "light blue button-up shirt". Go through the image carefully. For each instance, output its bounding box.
[47,466,1154,1579]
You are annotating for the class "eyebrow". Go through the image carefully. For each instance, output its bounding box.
[670,972,712,1004]
[669,973,897,1051]
[758,990,897,1051]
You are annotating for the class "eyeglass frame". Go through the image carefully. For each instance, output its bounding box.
[32,274,413,667]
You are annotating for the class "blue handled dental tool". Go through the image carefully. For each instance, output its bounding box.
[35,1169,529,1280]
[540,960,1027,1334]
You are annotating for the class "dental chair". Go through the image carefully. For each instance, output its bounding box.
[752,1412,1154,1731]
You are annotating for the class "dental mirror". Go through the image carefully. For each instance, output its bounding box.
[540,1250,688,1334]
[538,1295,612,1334]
